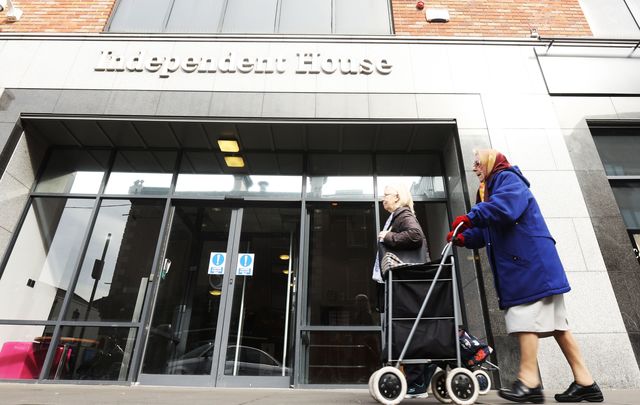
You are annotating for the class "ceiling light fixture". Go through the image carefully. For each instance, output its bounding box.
[279,254,290,261]
[217,139,240,152]
[224,156,245,168]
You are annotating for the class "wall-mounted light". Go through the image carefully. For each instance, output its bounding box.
[282,269,289,275]
[529,28,540,39]
[209,289,222,296]
[279,254,290,261]
[0,0,23,22]
[224,156,245,168]
[217,139,239,152]
[426,8,449,23]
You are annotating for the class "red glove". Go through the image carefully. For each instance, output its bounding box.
[451,215,472,231]
[446,231,465,247]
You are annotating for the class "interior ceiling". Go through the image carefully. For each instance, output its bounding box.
[22,118,456,175]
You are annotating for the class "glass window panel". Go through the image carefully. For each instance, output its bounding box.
[225,207,299,376]
[0,324,55,380]
[104,151,175,195]
[35,149,110,195]
[334,0,391,35]
[303,331,381,384]
[0,198,95,321]
[611,182,640,228]
[377,176,446,200]
[108,0,172,32]
[176,174,302,199]
[593,135,640,176]
[53,326,137,381]
[306,176,374,200]
[166,0,225,33]
[278,0,331,34]
[221,0,278,33]
[578,0,640,37]
[306,203,379,326]
[64,199,165,323]
[142,205,232,375]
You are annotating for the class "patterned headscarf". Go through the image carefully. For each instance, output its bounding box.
[475,149,512,203]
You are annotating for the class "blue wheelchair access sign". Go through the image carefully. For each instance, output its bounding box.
[236,253,255,276]
[208,252,226,275]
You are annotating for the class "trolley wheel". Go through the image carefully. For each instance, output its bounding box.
[445,367,479,405]
[369,368,382,398]
[431,369,453,404]
[473,369,491,395]
[371,366,407,405]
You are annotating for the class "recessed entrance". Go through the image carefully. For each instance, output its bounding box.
[0,117,462,387]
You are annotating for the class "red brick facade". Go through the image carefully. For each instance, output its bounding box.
[392,0,592,37]
[0,0,116,32]
[1,0,592,37]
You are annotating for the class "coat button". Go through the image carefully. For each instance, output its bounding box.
[512,256,518,261]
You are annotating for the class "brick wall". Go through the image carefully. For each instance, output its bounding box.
[0,0,116,32]
[393,0,592,37]
[1,0,592,37]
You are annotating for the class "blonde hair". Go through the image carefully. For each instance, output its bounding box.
[385,183,414,213]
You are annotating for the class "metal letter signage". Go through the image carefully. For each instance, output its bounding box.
[95,50,392,78]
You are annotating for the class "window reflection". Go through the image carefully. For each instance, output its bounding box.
[612,183,640,228]
[377,176,445,200]
[0,324,55,380]
[593,135,640,176]
[64,199,165,323]
[53,326,137,381]
[306,176,374,200]
[35,149,109,194]
[304,331,381,384]
[104,151,175,196]
[306,203,378,326]
[175,174,302,199]
[0,198,94,321]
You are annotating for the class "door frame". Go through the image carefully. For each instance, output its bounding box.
[137,201,293,388]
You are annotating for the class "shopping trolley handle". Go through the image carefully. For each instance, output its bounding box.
[451,221,465,238]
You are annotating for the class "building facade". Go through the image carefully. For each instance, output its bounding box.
[1,0,639,390]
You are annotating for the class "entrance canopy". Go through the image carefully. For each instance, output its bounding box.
[22,117,456,176]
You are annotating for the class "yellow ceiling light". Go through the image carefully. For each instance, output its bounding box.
[279,254,290,261]
[224,156,245,168]
[209,289,222,296]
[217,139,240,152]
[282,269,289,275]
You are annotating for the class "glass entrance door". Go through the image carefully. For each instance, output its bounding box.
[215,206,299,387]
[139,203,299,387]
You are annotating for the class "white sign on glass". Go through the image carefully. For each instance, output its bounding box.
[236,253,255,276]
[208,252,226,275]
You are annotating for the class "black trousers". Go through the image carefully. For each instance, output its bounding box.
[405,363,438,386]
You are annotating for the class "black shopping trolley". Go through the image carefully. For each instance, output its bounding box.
[368,224,494,405]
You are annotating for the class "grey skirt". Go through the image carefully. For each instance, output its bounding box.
[504,294,570,337]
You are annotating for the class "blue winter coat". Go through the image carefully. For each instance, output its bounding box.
[462,166,570,310]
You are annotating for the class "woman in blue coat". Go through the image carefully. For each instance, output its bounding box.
[447,149,603,403]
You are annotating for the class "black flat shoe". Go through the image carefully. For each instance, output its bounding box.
[498,380,545,403]
[555,381,604,402]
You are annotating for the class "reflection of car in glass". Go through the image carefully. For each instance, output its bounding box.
[167,343,289,376]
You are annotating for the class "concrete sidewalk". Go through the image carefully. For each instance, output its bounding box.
[0,384,637,405]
